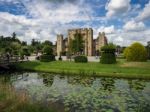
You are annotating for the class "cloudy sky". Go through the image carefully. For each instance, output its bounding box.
[0,0,150,46]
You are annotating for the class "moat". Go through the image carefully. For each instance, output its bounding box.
[0,72,150,112]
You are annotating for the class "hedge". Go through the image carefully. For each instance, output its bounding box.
[100,44,116,64]
[100,51,116,64]
[74,56,88,63]
[40,55,55,62]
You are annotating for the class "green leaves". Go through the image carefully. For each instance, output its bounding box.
[70,33,84,55]
[124,42,147,62]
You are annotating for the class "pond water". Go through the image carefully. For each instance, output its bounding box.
[0,72,150,112]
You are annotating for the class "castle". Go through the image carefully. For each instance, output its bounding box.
[56,28,108,56]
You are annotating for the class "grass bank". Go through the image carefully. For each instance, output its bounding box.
[15,59,150,79]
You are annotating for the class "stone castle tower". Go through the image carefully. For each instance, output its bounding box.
[56,28,108,56]
[96,32,108,51]
[56,34,63,56]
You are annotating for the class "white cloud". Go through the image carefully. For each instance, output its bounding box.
[105,0,131,17]
[136,1,150,21]
[107,28,150,46]
[0,0,93,43]
[123,20,145,31]
[97,25,115,34]
[113,36,124,46]
[0,0,150,47]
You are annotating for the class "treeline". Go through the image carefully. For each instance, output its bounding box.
[0,32,54,58]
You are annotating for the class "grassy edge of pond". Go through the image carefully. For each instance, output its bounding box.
[0,82,56,112]
[14,59,150,79]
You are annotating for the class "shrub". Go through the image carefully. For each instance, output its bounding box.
[58,55,62,61]
[42,45,53,55]
[36,56,40,60]
[124,42,147,62]
[20,47,30,56]
[100,44,116,64]
[40,55,55,62]
[74,56,88,63]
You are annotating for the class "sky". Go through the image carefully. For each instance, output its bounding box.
[0,0,150,46]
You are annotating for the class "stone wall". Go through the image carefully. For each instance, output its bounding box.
[56,34,63,56]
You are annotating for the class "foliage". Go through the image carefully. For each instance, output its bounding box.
[74,56,88,63]
[20,47,31,56]
[42,40,53,47]
[10,42,21,55]
[100,43,116,64]
[101,43,116,51]
[124,42,147,62]
[42,45,53,55]
[70,33,84,55]
[31,39,42,54]
[0,33,21,55]
[40,55,55,62]
[4,47,13,54]
[146,41,150,59]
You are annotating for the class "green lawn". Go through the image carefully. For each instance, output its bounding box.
[15,59,150,79]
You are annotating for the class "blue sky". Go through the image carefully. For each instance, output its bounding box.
[0,0,150,46]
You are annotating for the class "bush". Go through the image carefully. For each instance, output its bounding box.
[20,47,30,56]
[100,52,116,64]
[100,44,116,64]
[58,55,62,61]
[74,56,88,63]
[40,55,55,62]
[42,45,53,55]
[124,42,147,62]
[36,56,40,60]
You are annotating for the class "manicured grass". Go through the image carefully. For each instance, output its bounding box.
[15,59,150,79]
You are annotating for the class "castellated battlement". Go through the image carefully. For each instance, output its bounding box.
[68,28,92,31]
[56,28,108,56]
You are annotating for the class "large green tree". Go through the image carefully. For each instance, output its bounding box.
[124,42,147,61]
[70,33,84,55]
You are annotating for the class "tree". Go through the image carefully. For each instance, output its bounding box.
[40,45,55,62]
[20,46,30,57]
[42,40,53,47]
[70,33,84,55]
[146,41,150,59]
[12,32,16,40]
[21,41,27,46]
[31,39,42,54]
[4,47,12,54]
[10,42,21,55]
[42,45,53,55]
[124,42,147,62]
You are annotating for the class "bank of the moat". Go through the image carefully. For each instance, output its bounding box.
[14,60,150,79]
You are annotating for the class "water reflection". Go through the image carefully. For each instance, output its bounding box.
[0,72,150,112]
[38,73,54,86]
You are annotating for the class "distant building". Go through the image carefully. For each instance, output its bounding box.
[56,28,108,56]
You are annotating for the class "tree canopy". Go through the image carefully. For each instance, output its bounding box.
[124,42,147,62]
